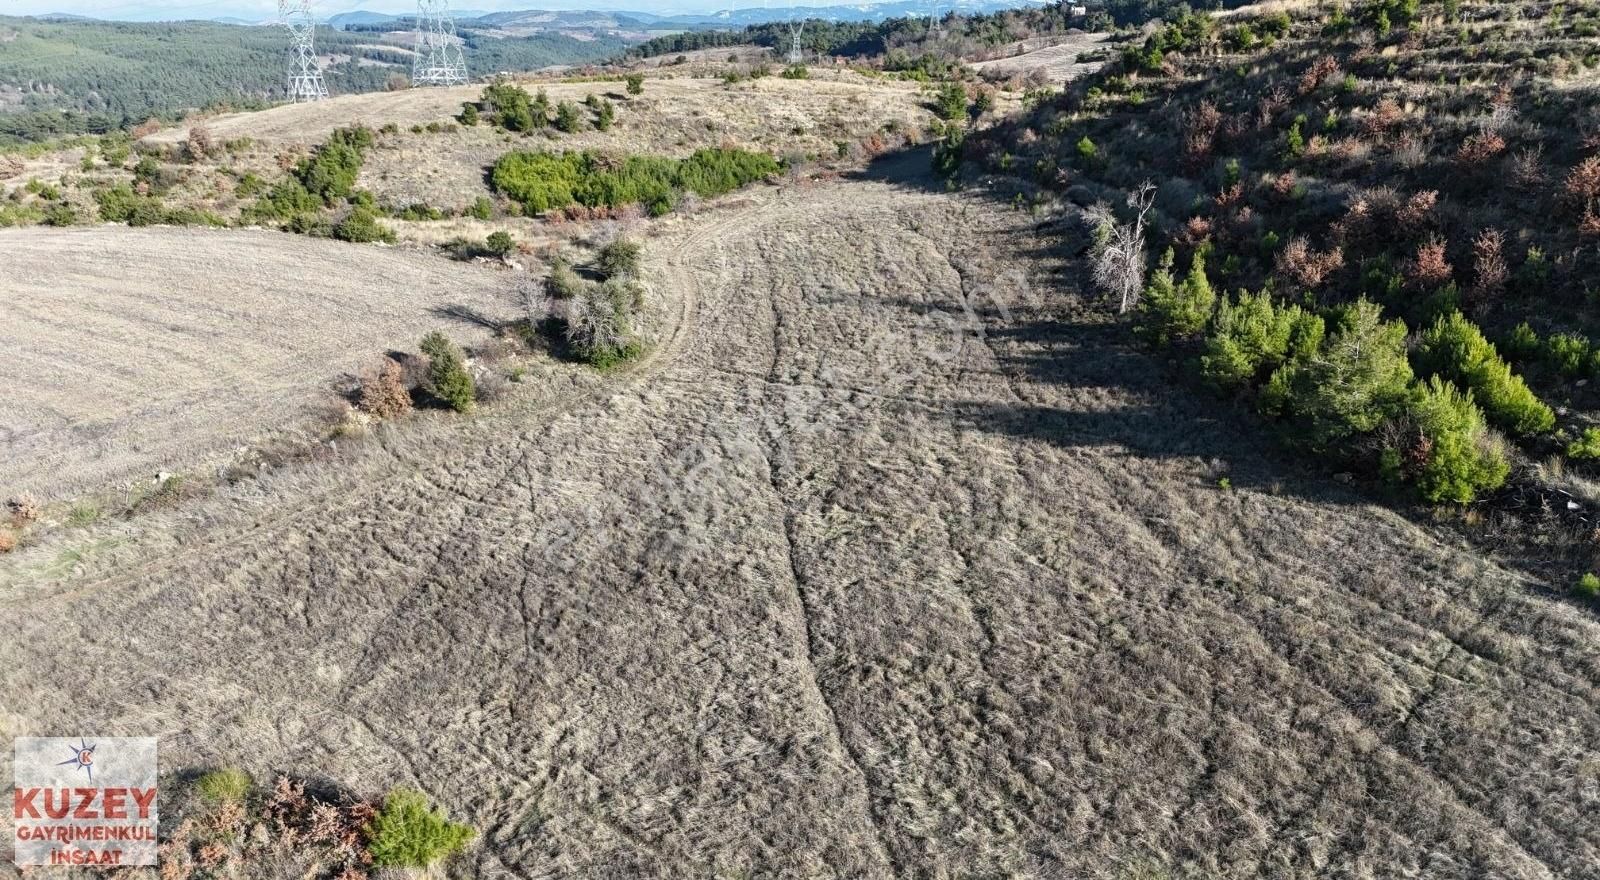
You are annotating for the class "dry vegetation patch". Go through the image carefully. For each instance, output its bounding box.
[0,225,514,500]
[2,178,1596,877]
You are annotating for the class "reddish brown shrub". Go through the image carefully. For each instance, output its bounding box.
[0,531,15,554]
[1180,215,1213,247]
[1565,156,1600,207]
[1406,235,1453,287]
[1183,100,1222,168]
[1271,171,1298,199]
[1298,55,1341,95]
[131,118,162,139]
[1276,236,1345,288]
[1396,190,1438,232]
[1256,85,1291,128]
[1219,112,1249,141]
[359,360,413,419]
[1214,181,1245,209]
[1583,210,1600,237]
[1363,98,1403,138]
[1471,229,1507,300]
[1456,130,1506,165]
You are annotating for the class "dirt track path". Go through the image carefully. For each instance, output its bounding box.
[2,179,1598,877]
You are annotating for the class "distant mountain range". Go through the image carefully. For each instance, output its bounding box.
[328,0,1047,31]
[31,0,1043,30]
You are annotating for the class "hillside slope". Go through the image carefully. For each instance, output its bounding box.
[970,0,1600,581]
[3,174,1596,878]
[0,15,625,145]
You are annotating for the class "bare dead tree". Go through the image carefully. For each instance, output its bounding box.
[1086,181,1156,314]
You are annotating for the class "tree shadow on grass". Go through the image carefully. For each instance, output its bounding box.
[428,303,512,332]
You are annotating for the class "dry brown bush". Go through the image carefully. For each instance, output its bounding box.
[1275,236,1344,288]
[0,530,15,554]
[1214,181,1244,209]
[1471,229,1507,301]
[358,360,413,419]
[1256,85,1291,128]
[1182,100,1222,169]
[1179,215,1213,247]
[1511,146,1546,189]
[1406,235,1453,287]
[131,118,162,139]
[1298,55,1341,96]
[7,494,39,526]
[1363,98,1403,138]
[1456,130,1506,165]
[186,126,214,161]
[1396,189,1438,233]
[1564,156,1600,208]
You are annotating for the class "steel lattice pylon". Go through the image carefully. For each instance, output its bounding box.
[786,19,805,64]
[278,0,327,102]
[412,0,469,87]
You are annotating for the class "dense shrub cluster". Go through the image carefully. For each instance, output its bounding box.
[1502,322,1600,382]
[294,125,374,204]
[1415,311,1553,436]
[246,126,376,232]
[485,82,542,132]
[1138,246,1511,502]
[1198,289,1323,391]
[95,183,224,227]
[491,147,779,216]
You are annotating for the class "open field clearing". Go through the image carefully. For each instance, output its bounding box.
[3,173,1597,876]
[0,226,515,500]
[136,74,936,212]
[969,31,1114,81]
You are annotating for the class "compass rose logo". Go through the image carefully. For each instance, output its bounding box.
[56,739,96,782]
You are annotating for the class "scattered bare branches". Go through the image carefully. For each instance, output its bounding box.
[1086,181,1156,314]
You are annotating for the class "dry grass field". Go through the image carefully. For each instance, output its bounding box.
[116,72,940,229]
[0,226,516,500]
[2,168,1597,877]
[969,31,1114,81]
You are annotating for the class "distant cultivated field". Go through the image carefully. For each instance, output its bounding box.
[0,226,515,500]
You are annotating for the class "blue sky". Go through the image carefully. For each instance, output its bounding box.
[0,0,848,18]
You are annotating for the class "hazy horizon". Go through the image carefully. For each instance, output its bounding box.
[0,0,950,21]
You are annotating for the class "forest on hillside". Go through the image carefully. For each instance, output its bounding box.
[623,0,1259,63]
[0,15,625,146]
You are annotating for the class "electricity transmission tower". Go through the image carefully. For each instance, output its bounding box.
[278,0,327,102]
[412,0,469,87]
[786,19,805,64]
